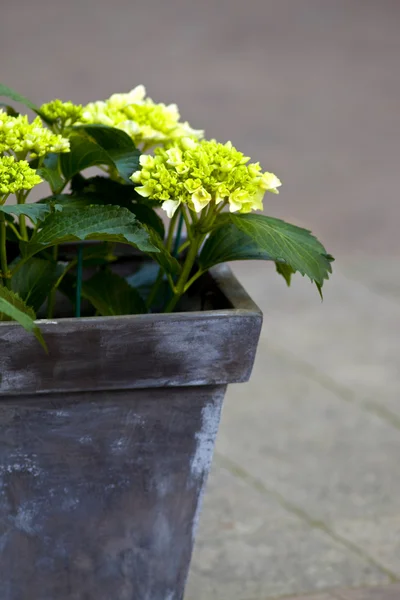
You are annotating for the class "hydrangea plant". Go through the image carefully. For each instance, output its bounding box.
[0,83,333,348]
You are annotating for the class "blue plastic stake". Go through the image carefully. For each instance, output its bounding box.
[75,244,83,318]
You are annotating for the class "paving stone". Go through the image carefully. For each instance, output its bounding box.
[216,347,400,524]
[334,518,400,577]
[230,263,400,421]
[187,464,388,600]
[340,260,400,304]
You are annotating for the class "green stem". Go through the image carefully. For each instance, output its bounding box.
[172,213,184,257]
[0,213,10,288]
[166,210,179,252]
[180,205,193,241]
[17,191,29,241]
[164,233,204,313]
[183,268,205,293]
[47,245,59,318]
[146,210,180,308]
[7,221,23,241]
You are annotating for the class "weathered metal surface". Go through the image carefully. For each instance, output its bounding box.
[0,385,225,600]
[0,264,262,397]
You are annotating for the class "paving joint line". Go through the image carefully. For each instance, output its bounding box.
[215,452,400,584]
[267,343,400,432]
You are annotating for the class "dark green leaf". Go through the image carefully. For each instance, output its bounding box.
[146,228,181,276]
[230,214,333,288]
[81,270,146,316]
[11,257,64,311]
[199,221,276,271]
[70,174,140,202]
[0,103,19,117]
[37,153,65,194]
[62,125,140,183]
[275,262,296,286]
[0,285,46,349]
[47,178,164,236]
[0,83,52,123]
[22,205,158,259]
[130,204,165,239]
[60,135,111,181]
[0,203,52,225]
[73,125,140,180]
[39,193,89,212]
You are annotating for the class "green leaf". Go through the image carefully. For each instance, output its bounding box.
[275,262,296,286]
[11,257,64,311]
[0,285,46,349]
[61,125,140,183]
[60,135,111,181]
[71,174,140,203]
[0,83,51,123]
[129,203,165,239]
[0,203,52,225]
[37,153,65,194]
[22,205,158,259]
[73,125,140,181]
[0,103,19,117]
[146,228,181,276]
[81,270,146,316]
[199,221,276,271]
[230,214,333,288]
[48,176,165,237]
[0,83,40,112]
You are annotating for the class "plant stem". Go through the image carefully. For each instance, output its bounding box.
[146,209,180,308]
[172,212,184,257]
[164,233,204,313]
[47,245,59,318]
[17,191,29,241]
[180,205,193,241]
[166,210,179,252]
[0,213,10,288]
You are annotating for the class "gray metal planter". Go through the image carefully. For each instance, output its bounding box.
[0,264,262,600]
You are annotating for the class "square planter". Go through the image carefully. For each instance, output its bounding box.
[0,263,262,600]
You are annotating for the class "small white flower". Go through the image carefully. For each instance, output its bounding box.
[191,187,212,213]
[259,172,282,193]
[162,199,181,218]
[139,154,155,168]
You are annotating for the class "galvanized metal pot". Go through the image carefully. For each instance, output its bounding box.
[0,264,262,600]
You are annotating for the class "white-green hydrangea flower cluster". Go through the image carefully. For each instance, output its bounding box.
[40,100,83,128]
[81,85,202,149]
[130,137,281,217]
[0,110,70,158]
[0,155,42,197]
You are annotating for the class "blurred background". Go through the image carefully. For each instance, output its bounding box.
[1,1,399,598]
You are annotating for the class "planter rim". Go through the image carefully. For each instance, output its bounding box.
[0,264,263,396]
[0,264,261,329]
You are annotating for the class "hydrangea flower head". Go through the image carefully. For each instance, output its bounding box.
[130,137,281,217]
[0,155,42,196]
[81,85,202,149]
[0,110,70,158]
[40,100,83,128]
